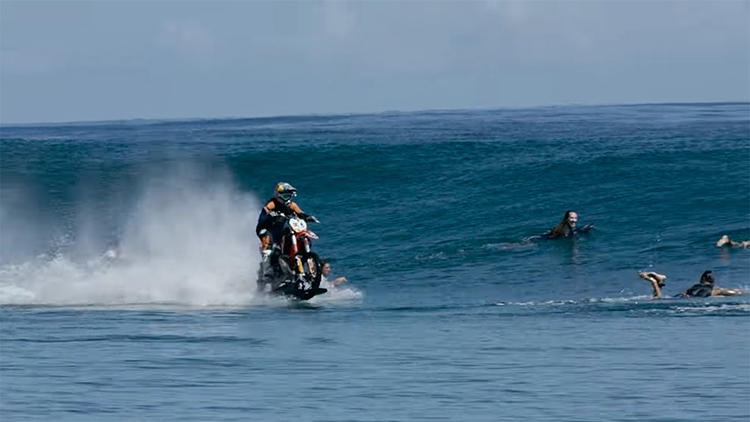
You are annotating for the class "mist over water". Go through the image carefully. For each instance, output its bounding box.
[0,164,264,306]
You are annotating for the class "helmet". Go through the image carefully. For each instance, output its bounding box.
[273,182,297,205]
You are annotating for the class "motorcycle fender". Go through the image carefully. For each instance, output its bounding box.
[300,230,318,240]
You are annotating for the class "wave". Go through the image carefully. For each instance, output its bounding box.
[2,105,748,311]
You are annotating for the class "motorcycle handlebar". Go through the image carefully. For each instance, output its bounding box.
[267,210,319,223]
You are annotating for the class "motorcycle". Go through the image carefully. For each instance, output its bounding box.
[257,211,325,300]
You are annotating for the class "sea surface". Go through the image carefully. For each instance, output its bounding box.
[1,103,749,422]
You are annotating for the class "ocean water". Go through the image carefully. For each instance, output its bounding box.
[1,103,748,422]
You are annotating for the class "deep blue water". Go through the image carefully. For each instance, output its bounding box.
[1,103,749,421]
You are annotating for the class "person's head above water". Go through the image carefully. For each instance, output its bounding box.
[320,259,330,276]
[563,210,578,228]
[547,210,582,238]
[699,270,714,285]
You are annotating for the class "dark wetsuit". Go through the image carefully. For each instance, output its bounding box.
[682,283,714,298]
[541,223,593,239]
[557,225,574,238]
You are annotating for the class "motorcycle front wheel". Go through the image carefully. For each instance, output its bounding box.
[294,251,322,300]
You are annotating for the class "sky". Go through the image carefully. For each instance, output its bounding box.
[1,0,749,124]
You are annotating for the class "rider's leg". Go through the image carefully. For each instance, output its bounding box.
[259,231,274,277]
[261,233,271,250]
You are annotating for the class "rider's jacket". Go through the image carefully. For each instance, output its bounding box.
[256,197,306,238]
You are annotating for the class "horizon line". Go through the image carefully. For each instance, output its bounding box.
[1,100,748,128]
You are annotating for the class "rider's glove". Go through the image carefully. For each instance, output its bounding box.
[305,215,320,223]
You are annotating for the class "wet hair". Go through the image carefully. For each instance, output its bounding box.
[550,210,576,238]
[700,270,714,285]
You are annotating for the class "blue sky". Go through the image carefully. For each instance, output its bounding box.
[1,0,748,124]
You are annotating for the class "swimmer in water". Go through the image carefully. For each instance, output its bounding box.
[321,260,346,286]
[638,270,743,298]
[716,235,750,249]
[544,210,593,239]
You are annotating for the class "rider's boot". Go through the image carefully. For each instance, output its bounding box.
[260,249,274,279]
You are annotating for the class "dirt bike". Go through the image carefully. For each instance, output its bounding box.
[257,211,325,300]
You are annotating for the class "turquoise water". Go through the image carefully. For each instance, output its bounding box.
[1,103,749,421]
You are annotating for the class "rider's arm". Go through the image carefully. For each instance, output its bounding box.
[289,202,303,215]
[257,201,276,227]
[290,202,319,222]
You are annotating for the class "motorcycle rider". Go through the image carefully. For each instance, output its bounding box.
[256,182,319,279]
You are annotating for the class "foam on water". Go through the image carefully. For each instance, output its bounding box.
[312,282,364,305]
[494,295,750,317]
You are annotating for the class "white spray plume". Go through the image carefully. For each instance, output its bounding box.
[0,165,262,306]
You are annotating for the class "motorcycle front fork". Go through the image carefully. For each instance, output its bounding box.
[294,238,311,276]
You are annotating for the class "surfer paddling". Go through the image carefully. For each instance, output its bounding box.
[543,210,593,239]
[638,270,743,298]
